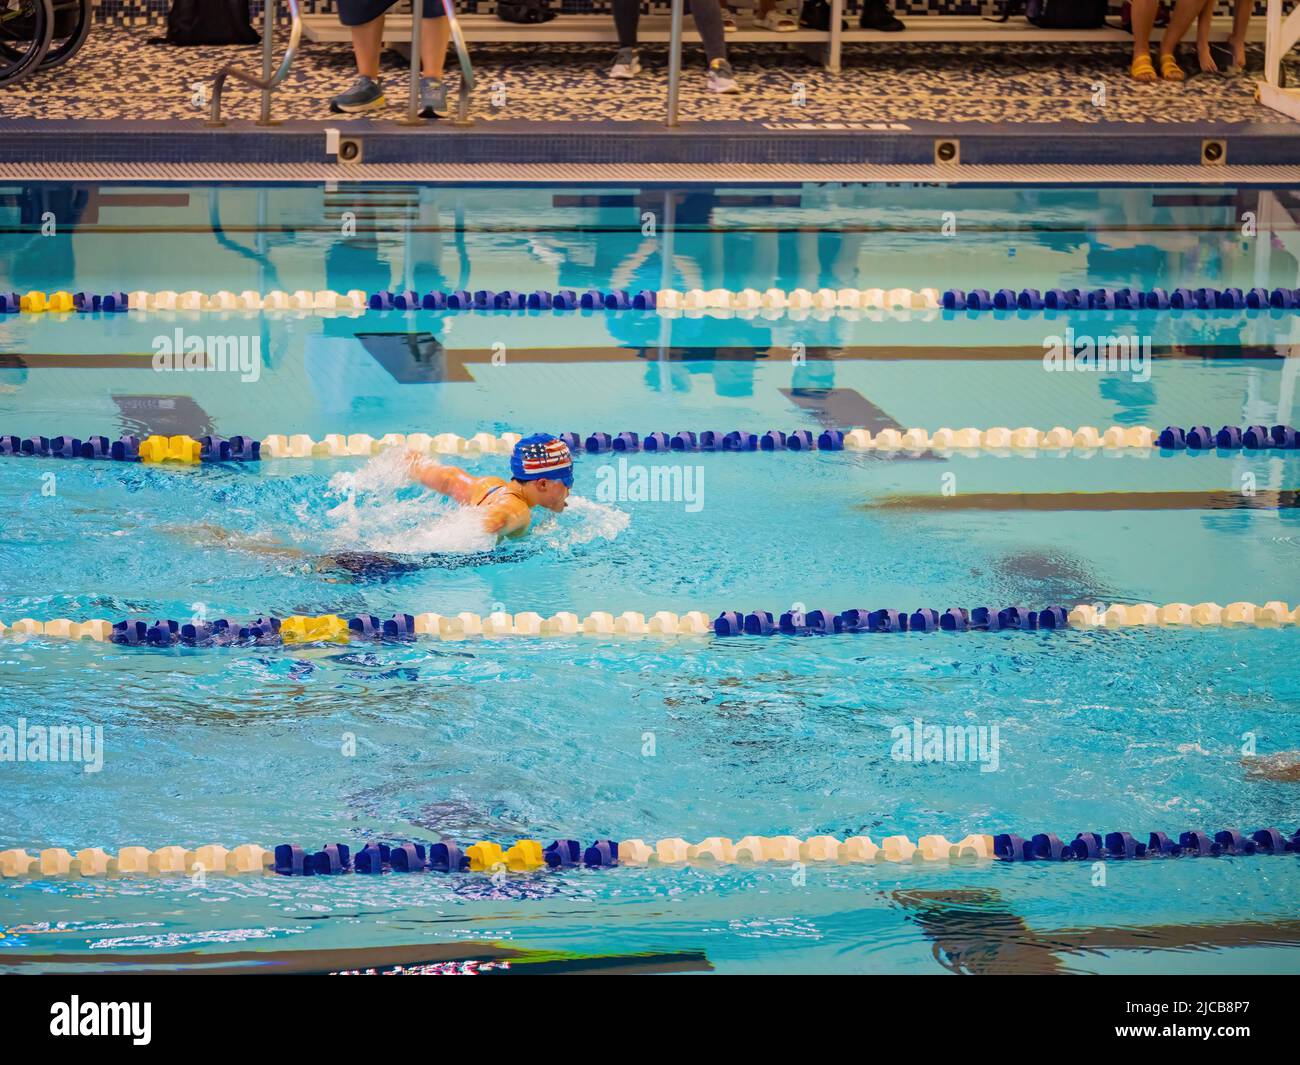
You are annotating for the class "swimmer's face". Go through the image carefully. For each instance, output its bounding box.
[535,477,571,513]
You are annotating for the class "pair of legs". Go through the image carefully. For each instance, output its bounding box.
[719,1,798,31]
[613,0,728,64]
[332,0,451,113]
[349,13,450,82]
[1131,0,1250,81]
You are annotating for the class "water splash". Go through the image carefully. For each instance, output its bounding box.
[532,495,631,550]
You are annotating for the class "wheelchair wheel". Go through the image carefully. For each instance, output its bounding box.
[0,0,53,86]
[41,0,91,68]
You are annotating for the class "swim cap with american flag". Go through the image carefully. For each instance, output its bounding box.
[510,433,574,485]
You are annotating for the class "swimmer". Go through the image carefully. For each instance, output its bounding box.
[158,434,574,580]
[405,432,574,539]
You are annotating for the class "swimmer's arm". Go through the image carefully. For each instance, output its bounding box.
[406,454,476,504]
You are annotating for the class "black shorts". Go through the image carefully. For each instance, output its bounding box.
[337,0,447,26]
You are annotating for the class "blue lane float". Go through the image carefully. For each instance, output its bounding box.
[0,433,261,462]
[993,827,1299,861]
[1157,424,1300,451]
[941,286,1300,313]
[711,606,1079,636]
[266,838,622,874]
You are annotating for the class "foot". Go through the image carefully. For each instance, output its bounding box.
[420,76,449,119]
[757,8,799,30]
[1159,51,1185,82]
[1198,47,1218,76]
[707,57,739,94]
[1232,39,1247,71]
[859,0,904,31]
[1131,52,1156,83]
[610,47,641,79]
[330,76,386,114]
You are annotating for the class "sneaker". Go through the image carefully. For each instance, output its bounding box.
[859,0,904,30]
[610,47,641,79]
[330,76,386,114]
[420,76,449,119]
[707,58,739,94]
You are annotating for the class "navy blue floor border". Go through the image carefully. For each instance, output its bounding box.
[3,118,1300,168]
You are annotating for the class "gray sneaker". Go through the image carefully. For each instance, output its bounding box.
[707,58,739,94]
[330,76,386,114]
[420,77,449,119]
[610,47,641,79]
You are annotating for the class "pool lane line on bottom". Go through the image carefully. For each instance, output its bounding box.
[1,603,1297,646]
[7,425,1300,463]
[4,828,1297,880]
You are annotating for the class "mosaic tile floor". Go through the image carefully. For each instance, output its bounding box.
[1,27,1296,125]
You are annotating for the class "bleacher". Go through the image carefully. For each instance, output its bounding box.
[300,1,1269,72]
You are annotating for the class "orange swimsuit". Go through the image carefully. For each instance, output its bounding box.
[409,461,532,537]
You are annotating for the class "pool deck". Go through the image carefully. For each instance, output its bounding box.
[3,29,1300,172]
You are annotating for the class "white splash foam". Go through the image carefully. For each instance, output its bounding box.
[532,495,631,550]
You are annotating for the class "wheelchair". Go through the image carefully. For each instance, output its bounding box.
[1,0,92,86]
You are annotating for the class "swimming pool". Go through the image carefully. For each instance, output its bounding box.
[2,180,1299,975]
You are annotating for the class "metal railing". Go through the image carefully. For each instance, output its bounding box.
[207,0,303,126]
[401,0,476,125]
[205,0,476,127]
[666,0,684,127]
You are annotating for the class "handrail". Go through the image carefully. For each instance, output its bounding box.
[207,0,302,127]
[666,0,684,127]
[403,0,476,125]
[401,0,424,123]
[444,0,476,124]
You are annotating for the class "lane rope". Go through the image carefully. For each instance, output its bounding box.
[7,285,1300,317]
[2,603,1296,645]
[3,828,1295,879]
[5,425,1300,464]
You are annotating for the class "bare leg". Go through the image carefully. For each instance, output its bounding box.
[161,523,308,560]
[1195,0,1216,72]
[1228,0,1250,69]
[422,16,450,79]
[1130,0,1157,79]
[1160,0,1211,68]
[351,16,386,79]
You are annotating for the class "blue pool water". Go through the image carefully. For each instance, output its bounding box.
[1,181,1299,975]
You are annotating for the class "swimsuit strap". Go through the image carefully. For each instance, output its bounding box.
[477,483,508,506]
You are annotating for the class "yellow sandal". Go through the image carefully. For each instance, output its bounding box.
[1159,53,1185,82]
[1131,53,1157,83]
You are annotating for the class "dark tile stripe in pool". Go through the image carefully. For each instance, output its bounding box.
[0,942,711,975]
[6,343,1299,374]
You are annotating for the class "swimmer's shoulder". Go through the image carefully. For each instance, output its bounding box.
[469,475,510,506]
[497,493,532,537]
[471,477,531,537]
